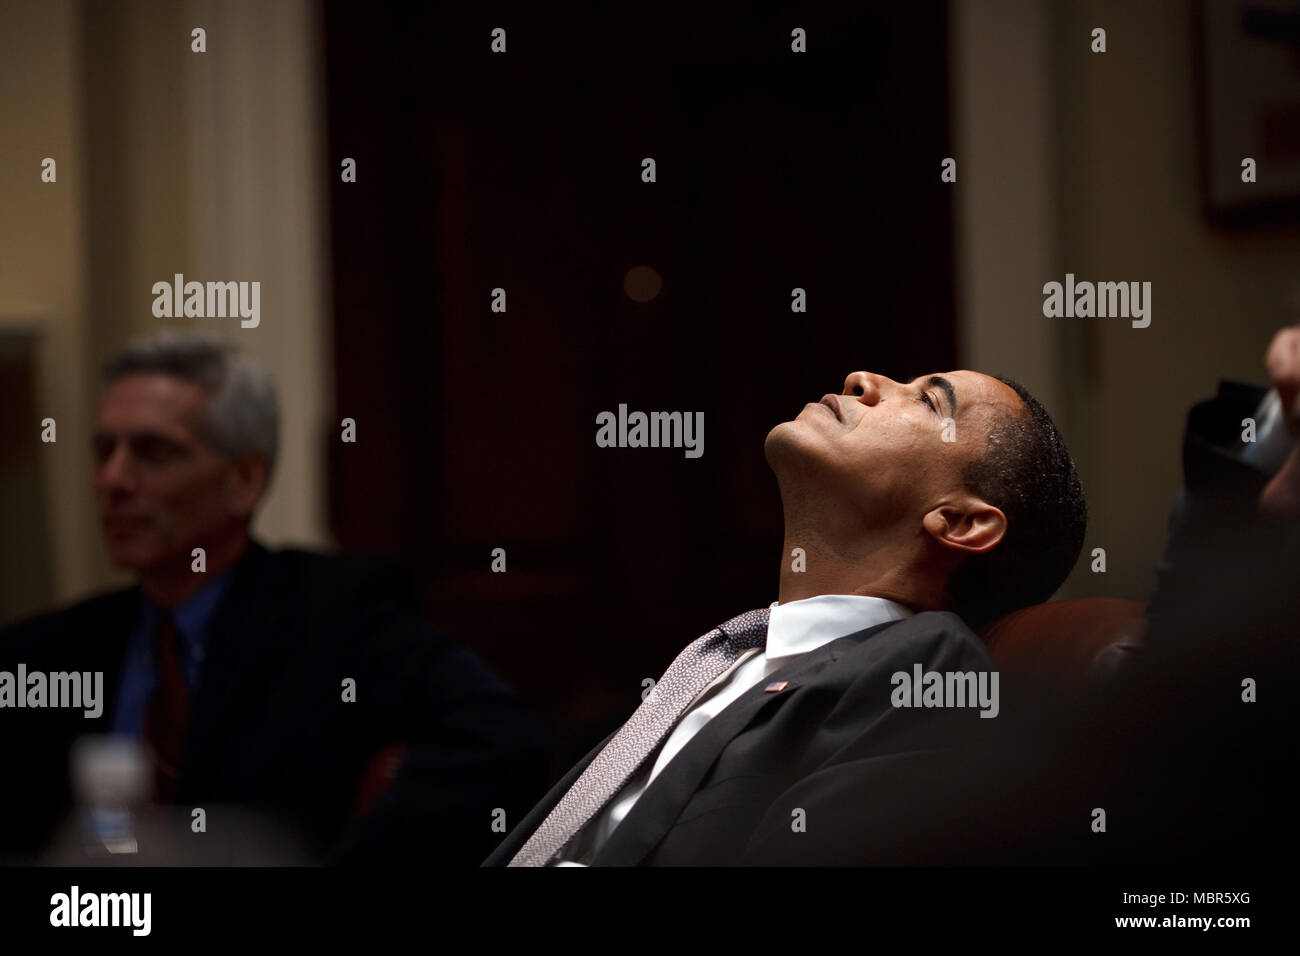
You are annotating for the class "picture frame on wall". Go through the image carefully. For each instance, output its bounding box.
[1198,0,1300,221]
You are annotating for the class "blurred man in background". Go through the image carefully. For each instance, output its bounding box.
[0,331,547,865]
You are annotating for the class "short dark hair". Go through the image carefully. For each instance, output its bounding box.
[945,376,1087,630]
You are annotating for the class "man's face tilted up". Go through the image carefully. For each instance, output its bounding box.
[764,369,1030,613]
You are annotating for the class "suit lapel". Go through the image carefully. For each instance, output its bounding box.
[592,617,901,865]
[593,677,801,866]
[482,728,617,865]
[75,590,139,727]
[179,540,293,787]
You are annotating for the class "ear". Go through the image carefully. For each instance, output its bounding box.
[223,456,269,519]
[922,495,1007,556]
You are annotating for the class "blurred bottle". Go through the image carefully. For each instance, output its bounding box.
[70,735,149,858]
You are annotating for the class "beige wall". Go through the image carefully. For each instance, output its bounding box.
[951,0,1063,418]
[0,0,97,611]
[0,0,332,620]
[954,0,1300,602]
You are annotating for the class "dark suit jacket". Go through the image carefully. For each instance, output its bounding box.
[484,609,995,865]
[1107,379,1300,863]
[0,538,547,864]
[1148,380,1275,619]
[741,379,1300,866]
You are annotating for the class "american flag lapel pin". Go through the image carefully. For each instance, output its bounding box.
[764,681,788,693]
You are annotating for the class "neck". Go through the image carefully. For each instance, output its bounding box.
[776,503,935,610]
[138,531,249,609]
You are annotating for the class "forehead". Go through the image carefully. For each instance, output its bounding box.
[96,373,209,438]
[916,369,1023,421]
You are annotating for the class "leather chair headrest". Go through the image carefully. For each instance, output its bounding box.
[979,597,1147,689]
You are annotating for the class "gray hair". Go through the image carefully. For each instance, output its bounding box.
[102,331,279,480]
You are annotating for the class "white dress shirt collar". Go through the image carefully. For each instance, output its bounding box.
[766,593,914,662]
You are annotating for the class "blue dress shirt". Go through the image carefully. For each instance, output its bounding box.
[110,570,233,737]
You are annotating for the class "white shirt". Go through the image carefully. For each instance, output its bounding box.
[553,593,914,865]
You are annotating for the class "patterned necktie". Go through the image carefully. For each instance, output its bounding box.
[509,606,771,867]
[143,610,189,801]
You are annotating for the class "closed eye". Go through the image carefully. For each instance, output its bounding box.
[920,392,938,415]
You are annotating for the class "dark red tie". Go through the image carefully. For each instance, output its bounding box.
[143,610,189,801]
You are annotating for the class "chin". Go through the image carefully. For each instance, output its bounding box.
[764,420,799,464]
[764,418,829,473]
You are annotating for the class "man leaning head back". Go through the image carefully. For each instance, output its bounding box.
[764,369,1086,629]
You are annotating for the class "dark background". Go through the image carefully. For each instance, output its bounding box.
[322,1,955,769]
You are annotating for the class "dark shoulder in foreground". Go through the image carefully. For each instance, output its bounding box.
[832,609,992,665]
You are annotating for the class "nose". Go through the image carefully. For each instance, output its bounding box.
[95,441,137,495]
[842,371,889,406]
